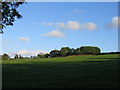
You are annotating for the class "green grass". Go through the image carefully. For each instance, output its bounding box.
[2,54,120,88]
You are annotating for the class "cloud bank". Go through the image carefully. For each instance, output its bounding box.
[55,21,97,30]
[41,21,97,38]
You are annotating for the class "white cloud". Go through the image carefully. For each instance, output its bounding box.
[56,21,80,30]
[9,50,49,57]
[55,21,97,31]
[41,20,97,31]
[83,22,97,30]
[42,30,65,38]
[67,21,81,30]
[105,17,120,29]
[112,17,119,27]
[18,37,29,42]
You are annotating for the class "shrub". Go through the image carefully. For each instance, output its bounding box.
[60,47,71,56]
[44,53,50,58]
[80,46,101,54]
[2,53,10,60]
[50,50,61,57]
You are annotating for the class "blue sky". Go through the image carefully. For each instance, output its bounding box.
[1,2,119,57]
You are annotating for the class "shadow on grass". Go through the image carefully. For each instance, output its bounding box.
[90,58,120,60]
[86,58,120,62]
[2,60,119,88]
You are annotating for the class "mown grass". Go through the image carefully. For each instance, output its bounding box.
[2,54,120,88]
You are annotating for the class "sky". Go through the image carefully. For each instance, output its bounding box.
[1,2,119,57]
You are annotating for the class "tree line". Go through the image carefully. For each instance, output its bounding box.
[49,46,101,57]
[0,46,102,60]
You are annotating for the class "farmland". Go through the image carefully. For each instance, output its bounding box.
[2,54,120,88]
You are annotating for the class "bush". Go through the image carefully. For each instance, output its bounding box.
[60,47,71,56]
[2,53,10,60]
[75,48,81,55]
[80,46,101,55]
[44,53,50,58]
[50,50,61,57]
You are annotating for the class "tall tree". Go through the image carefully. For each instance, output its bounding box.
[0,0,25,33]
[14,54,19,60]
[69,48,75,55]
[44,53,50,58]
[75,47,81,55]
[19,55,24,59]
[60,47,71,57]
[37,54,43,59]
[2,53,10,60]
[50,50,61,57]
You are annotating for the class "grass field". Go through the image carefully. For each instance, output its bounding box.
[2,54,120,88]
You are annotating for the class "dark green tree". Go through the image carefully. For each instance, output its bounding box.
[32,56,37,59]
[24,57,30,59]
[80,46,101,54]
[69,48,75,55]
[30,56,34,59]
[0,0,25,33]
[75,47,81,55]
[2,53,10,60]
[19,55,24,59]
[37,54,43,59]
[44,53,50,58]
[60,47,71,56]
[14,54,19,59]
[50,50,61,57]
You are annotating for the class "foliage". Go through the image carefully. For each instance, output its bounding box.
[68,48,76,55]
[50,50,61,57]
[1,46,102,60]
[75,47,81,55]
[44,53,50,58]
[37,54,43,59]
[60,47,71,56]
[2,53,10,60]
[19,55,24,59]
[80,46,101,54]
[0,0,25,33]
[14,54,19,59]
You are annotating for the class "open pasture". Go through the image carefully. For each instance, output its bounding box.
[2,54,120,88]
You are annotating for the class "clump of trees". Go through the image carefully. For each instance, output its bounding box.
[60,47,71,57]
[1,53,10,60]
[50,46,101,58]
[80,46,101,54]
[0,53,50,60]
[1,46,102,60]
[14,54,24,60]
[50,50,61,57]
